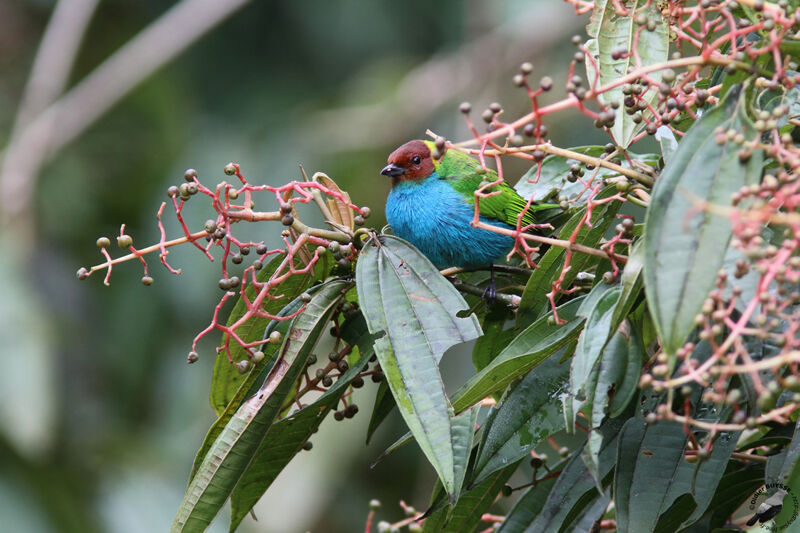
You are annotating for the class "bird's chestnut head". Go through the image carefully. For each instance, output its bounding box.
[381,140,438,182]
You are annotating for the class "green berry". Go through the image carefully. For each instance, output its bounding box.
[224,163,236,176]
[167,185,179,198]
[141,276,154,286]
[187,351,199,364]
[204,220,217,233]
[184,168,198,181]
[252,350,265,363]
[269,331,282,345]
[117,234,133,249]
[236,360,251,374]
[96,237,111,248]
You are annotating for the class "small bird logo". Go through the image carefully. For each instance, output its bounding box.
[747,488,788,526]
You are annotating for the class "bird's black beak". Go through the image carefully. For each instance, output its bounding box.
[381,164,405,178]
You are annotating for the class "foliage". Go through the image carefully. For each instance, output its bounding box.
[79,0,800,531]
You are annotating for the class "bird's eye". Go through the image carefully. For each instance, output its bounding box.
[411,156,421,165]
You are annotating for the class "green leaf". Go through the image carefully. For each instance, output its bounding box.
[514,146,659,203]
[210,254,324,415]
[644,85,763,359]
[614,418,740,533]
[355,235,482,502]
[172,280,349,532]
[607,325,644,418]
[452,297,586,413]
[495,476,558,533]
[611,239,644,332]
[189,292,310,483]
[365,381,395,445]
[570,285,621,430]
[509,414,625,533]
[421,462,519,533]
[705,463,765,528]
[517,186,622,324]
[585,0,669,147]
[470,355,570,486]
[226,312,376,531]
[472,306,516,372]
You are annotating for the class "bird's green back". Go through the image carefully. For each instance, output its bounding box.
[427,141,538,229]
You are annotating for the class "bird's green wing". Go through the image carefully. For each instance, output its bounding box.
[434,147,539,229]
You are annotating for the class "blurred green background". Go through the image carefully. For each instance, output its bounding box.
[0,1,589,531]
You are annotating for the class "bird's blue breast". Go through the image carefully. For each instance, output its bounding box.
[386,174,515,269]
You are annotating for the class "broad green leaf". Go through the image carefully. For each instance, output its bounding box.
[611,239,644,331]
[644,86,763,359]
[495,476,558,533]
[210,253,324,415]
[172,280,349,532]
[189,295,307,483]
[585,0,669,147]
[607,325,643,418]
[705,463,765,528]
[421,462,519,533]
[227,312,377,531]
[614,418,740,533]
[517,186,622,325]
[581,326,644,485]
[514,146,659,203]
[570,285,621,430]
[515,414,625,533]
[365,381,395,445]
[472,306,515,372]
[452,297,586,413]
[356,235,482,502]
[470,354,570,486]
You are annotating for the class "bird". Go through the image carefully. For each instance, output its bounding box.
[380,139,548,270]
[747,489,787,526]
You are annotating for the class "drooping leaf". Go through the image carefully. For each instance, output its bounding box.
[517,186,622,325]
[472,305,516,372]
[210,254,325,415]
[172,280,349,532]
[365,381,395,445]
[494,476,558,533]
[607,325,644,418]
[421,462,520,533]
[507,414,626,533]
[644,85,763,360]
[614,417,740,533]
[569,284,621,430]
[470,354,570,486]
[356,235,482,502]
[585,0,669,147]
[611,239,644,332]
[452,297,586,413]
[189,295,302,483]
[514,146,659,203]
[226,312,377,531]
